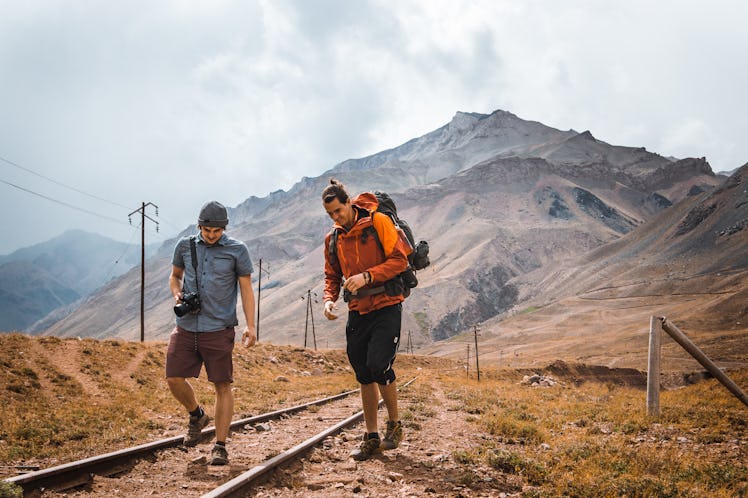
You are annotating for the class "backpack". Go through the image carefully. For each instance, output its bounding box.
[372,191,430,271]
[328,191,430,297]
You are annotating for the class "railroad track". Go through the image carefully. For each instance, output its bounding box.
[6,379,415,497]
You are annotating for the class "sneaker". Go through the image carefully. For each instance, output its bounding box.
[209,444,229,465]
[381,420,403,450]
[350,434,382,461]
[183,412,210,447]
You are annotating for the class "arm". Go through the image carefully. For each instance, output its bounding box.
[340,214,410,297]
[238,273,256,347]
[169,265,185,304]
[366,212,409,284]
[323,231,343,320]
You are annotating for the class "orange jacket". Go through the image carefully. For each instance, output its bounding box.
[323,193,410,314]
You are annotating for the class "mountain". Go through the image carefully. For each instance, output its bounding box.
[423,162,748,369]
[0,230,149,331]
[38,110,727,361]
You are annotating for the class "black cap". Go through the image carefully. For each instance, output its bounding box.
[198,201,228,227]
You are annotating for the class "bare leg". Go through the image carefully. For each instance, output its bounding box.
[214,382,234,442]
[360,383,381,434]
[167,377,199,412]
[379,381,399,422]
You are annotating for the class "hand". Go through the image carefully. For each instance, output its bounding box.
[242,325,257,347]
[173,292,183,304]
[324,300,338,320]
[342,273,367,295]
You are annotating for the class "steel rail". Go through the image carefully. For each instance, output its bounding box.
[204,408,365,498]
[5,388,358,494]
[202,377,418,498]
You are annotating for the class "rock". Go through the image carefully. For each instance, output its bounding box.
[274,375,290,382]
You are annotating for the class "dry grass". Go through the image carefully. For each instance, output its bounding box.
[436,369,747,497]
[0,334,360,466]
[1,333,746,497]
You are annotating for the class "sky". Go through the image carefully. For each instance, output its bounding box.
[1,0,747,256]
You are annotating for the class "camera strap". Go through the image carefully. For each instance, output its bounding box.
[189,236,199,290]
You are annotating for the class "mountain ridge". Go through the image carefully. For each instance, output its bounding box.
[7,109,742,371]
[39,110,721,346]
[0,229,155,331]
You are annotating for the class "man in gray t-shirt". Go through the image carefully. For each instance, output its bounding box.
[166,201,256,466]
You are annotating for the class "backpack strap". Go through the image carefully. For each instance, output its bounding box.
[328,227,340,265]
[329,208,386,265]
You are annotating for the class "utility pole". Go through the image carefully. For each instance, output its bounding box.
[473,324,481,382]
[255,259,270,341]
[301,290,318,350]
[466,343,470,379]
[128,202,158,343]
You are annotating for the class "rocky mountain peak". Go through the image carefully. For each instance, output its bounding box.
[448,111,487,131]
[25,110,728,350]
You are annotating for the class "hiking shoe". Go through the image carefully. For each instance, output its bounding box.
[350,434,382,461]
[209,444,229,465]
[381,420,403,450]
[183,412,210,447]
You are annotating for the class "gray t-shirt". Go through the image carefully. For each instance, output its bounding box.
[172,232,253,332]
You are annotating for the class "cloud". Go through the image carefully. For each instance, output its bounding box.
[0,0,747,255]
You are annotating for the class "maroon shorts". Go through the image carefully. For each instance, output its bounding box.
[165,326,235,383]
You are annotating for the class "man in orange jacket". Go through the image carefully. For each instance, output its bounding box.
[322,178,410,460]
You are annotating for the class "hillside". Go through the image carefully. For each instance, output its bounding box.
[0,230,150,331]
[424,163,748,371]
[34,110,724,355]
[1,334,746,496]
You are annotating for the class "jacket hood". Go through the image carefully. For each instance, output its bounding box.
[352,192,378,212]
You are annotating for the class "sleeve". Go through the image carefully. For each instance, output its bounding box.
[368,212,410,284]
[234,242,254,276]
[171,238,186,268]
[323,231,342,303]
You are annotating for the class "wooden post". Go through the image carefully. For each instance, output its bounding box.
[647,316,662,416]
[256,259,262,341]
[473,325,481,382]
[128,202,158,343]
[466,344,470,379]
[661,318,748,408]
[139,203,145,343]
[310,290,317,350]
[303,293,309,348]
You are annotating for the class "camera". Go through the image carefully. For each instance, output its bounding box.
[174,291,201,317]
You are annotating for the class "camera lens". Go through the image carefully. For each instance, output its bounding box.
[174,302,191,317]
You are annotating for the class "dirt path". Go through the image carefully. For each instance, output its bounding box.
[248,375,523,497]
[39,375,524,497]
[26,339,106,400]
[109,348,148,390]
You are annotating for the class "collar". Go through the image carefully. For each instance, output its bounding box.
[196,232,228,246]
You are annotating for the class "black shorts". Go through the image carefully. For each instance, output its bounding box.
[346,303,401,385]
[165,326,235,383]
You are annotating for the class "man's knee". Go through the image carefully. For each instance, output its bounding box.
[166,376,186,389]
[214,381,232,395]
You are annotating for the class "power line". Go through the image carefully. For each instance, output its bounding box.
[1,154,131,209]
[0,154,131,209]
[0,154,188,236]
[99,220,142,285]
[0,177,131,226]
